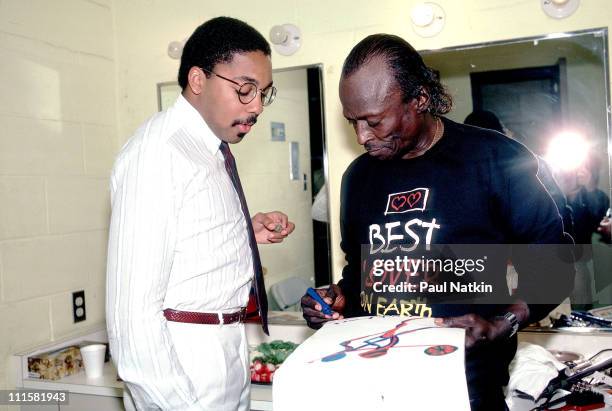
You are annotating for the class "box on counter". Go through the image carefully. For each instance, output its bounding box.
[27,345,83,380]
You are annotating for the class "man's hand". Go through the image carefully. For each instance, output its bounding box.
[435,314,510,350]
[252,211,295,244]
[435,302,529,350]
[301,284,346,329]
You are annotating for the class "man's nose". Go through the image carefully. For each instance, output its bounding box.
[247,96,264,115]
[355,122,372,145]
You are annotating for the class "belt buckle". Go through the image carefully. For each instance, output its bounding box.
[217,312,224,326]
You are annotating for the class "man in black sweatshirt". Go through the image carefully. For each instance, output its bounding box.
[301,34,574,411]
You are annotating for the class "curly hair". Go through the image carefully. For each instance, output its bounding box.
[341,34,452,115]
[178,17,271,90]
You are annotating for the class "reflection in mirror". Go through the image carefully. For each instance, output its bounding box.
[421,29,612,315]
[228,65,330,311]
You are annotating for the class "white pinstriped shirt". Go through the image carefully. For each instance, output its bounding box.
[106,95,253,409]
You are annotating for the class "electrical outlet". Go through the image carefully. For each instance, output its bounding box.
[72,290,86,323]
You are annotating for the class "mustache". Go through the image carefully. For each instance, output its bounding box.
[365,141,394,152]
[231,116,258,127]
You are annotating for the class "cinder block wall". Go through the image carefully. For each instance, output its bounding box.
[0,0,117,400]
[2,0,612,404]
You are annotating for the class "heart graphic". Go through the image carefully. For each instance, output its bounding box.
[385,189,428,214]
[391,195,407,211]
[406,192,421,208]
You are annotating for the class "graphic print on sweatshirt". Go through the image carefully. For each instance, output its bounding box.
[371,187,440,252]
[384,188,429,215]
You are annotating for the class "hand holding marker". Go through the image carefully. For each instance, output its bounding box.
[307,287,333,315]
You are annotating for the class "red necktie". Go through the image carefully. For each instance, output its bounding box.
[219,142,269,335]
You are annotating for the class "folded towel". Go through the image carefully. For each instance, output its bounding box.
[505,342,566,408]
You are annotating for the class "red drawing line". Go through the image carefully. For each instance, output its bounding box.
[307,318,456,363]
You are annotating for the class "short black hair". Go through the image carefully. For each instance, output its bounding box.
[464,110,504,133]
[178,17,271,90]
[341,34,452,116]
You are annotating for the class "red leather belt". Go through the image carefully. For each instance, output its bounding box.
[163,308,247,325]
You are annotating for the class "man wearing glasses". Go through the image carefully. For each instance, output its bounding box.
[106,17,294,410]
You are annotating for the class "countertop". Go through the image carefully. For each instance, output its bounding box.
[12,315,612,411]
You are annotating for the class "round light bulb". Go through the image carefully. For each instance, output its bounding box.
[545,131,589,171]
[167,40,183,59]
[411,4,435,27]
[269,25,289,45]
[541,0,580,19]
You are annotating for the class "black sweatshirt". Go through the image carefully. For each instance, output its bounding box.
[337,117,575,395]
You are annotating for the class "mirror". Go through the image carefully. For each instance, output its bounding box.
[158,65,331,312]
[420,28,612,317]
[233,64,331,311]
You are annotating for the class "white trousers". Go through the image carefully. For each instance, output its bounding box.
[168,321,251,411]
[164,321,250,410]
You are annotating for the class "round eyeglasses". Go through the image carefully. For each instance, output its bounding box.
[200,67,277,106]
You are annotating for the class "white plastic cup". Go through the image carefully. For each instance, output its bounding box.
[80,344,106,379]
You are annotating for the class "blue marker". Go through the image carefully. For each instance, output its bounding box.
[307,287,333,316]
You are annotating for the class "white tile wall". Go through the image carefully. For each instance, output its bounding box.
[85,230,109,289]
[0,0,113,59]
[49,285,105,338]
[0,116,84,175]
[0,177,47,240]
[1,0,611,397]
[0,0,116,393]
[47,177,110,233]
[0,298,52,351]
[0,33,79,121]
[66,55,116,126]
[2,233,92,301]
[82,124,116,176]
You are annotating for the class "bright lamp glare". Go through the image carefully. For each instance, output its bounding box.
[545,132,589,171]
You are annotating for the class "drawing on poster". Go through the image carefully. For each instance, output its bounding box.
[308,317,458,363]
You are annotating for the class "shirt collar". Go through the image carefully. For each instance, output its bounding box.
[173,94,222,156]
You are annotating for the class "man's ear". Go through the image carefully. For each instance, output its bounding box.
[415,87,431,113]
[187,66,205,95]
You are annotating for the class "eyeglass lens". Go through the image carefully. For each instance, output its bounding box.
[238,83,276,106]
